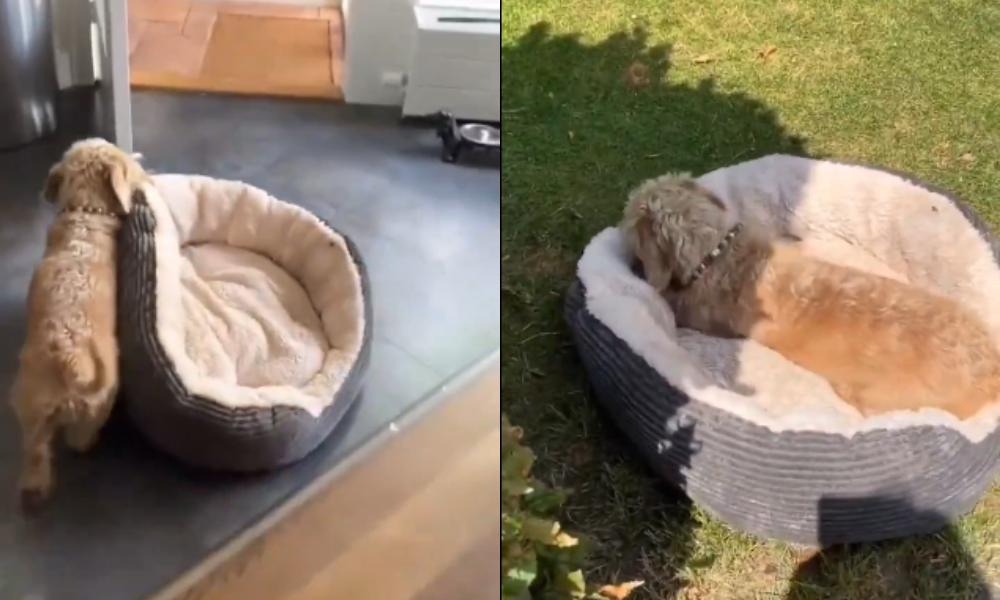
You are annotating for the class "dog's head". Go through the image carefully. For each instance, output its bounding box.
[43,138,148,216]
[620,173,730,292]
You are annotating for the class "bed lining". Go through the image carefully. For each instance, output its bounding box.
[143,175,366,416]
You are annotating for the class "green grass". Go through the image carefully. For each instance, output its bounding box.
[500,0,1000,598]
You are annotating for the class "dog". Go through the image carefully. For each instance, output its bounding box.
[12,139,148,509]
[621,173,1000,419]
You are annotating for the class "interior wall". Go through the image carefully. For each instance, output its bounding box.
[341,0,417,106]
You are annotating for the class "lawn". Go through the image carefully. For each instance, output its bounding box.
[500,0,1000,598]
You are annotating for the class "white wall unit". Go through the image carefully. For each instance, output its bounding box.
[341,0,419,106]
[416,0,499,10]
[403,6,500,121]
[401,6,499,121]
[341,0,499,121]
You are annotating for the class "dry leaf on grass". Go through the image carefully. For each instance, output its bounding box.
[961,153,977,163]
[682,587,702,599]
[624,62,650,87]
[692,54,716,65]
[598,580,645,599]
[757,44,778,60]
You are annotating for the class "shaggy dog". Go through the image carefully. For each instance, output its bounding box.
[12,139,148,509]
[620,173,1000,420]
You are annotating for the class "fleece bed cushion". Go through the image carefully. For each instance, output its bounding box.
[117,175,372,472]
[566,155,1000,545]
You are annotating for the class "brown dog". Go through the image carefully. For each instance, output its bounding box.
[621,173,1000,420]
[12,139,148,509]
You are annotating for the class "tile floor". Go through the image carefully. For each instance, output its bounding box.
[128,0,344,99]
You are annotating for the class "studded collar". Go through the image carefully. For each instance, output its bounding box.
[672,223,743,289]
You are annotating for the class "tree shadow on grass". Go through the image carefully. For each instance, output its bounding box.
[787,496,993,600]
[501,23,809,253]
[501,23,810,599]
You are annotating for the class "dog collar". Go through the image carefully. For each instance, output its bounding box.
[59,206,119,218]
[674,223,743,289]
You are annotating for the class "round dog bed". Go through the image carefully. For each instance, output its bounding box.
[566,155,1000,545]
[117,175,372,472]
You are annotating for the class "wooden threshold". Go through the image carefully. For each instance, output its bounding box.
[130,71,343,101]
[151,352,500,600]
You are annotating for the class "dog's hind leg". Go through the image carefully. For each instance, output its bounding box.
[13,401,59,511]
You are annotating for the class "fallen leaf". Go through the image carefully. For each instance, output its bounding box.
[554,531,580,547]
[757,44,778,60]
[961,153,976,163]
[692,54,715,64]
[598,581,644,599]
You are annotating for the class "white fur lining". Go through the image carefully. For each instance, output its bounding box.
[144,175,365,417]
[579,155,1000,441]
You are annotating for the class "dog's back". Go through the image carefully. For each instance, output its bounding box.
[21,214,119,396]
[753,245,1000,418]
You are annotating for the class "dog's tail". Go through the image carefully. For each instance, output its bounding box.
[59,354,101,392]
[52,345,108,396]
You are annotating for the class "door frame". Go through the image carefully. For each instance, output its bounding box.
[99,0,134,151]
[59,0,133,151]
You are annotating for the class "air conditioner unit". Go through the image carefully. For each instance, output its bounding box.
[402,5,500,123]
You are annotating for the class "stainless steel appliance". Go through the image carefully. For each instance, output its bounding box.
[0,0,58,149]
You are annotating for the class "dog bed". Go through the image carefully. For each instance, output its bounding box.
[117,175,372,472]
[566,155,1000,545]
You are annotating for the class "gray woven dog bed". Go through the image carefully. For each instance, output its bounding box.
[117,175,371,472]
[566,155,1000,545]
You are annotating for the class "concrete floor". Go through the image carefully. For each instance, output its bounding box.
[0,89,499,600]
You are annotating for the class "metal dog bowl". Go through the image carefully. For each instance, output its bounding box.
[459,123,500,147]
[435,110,500,163]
